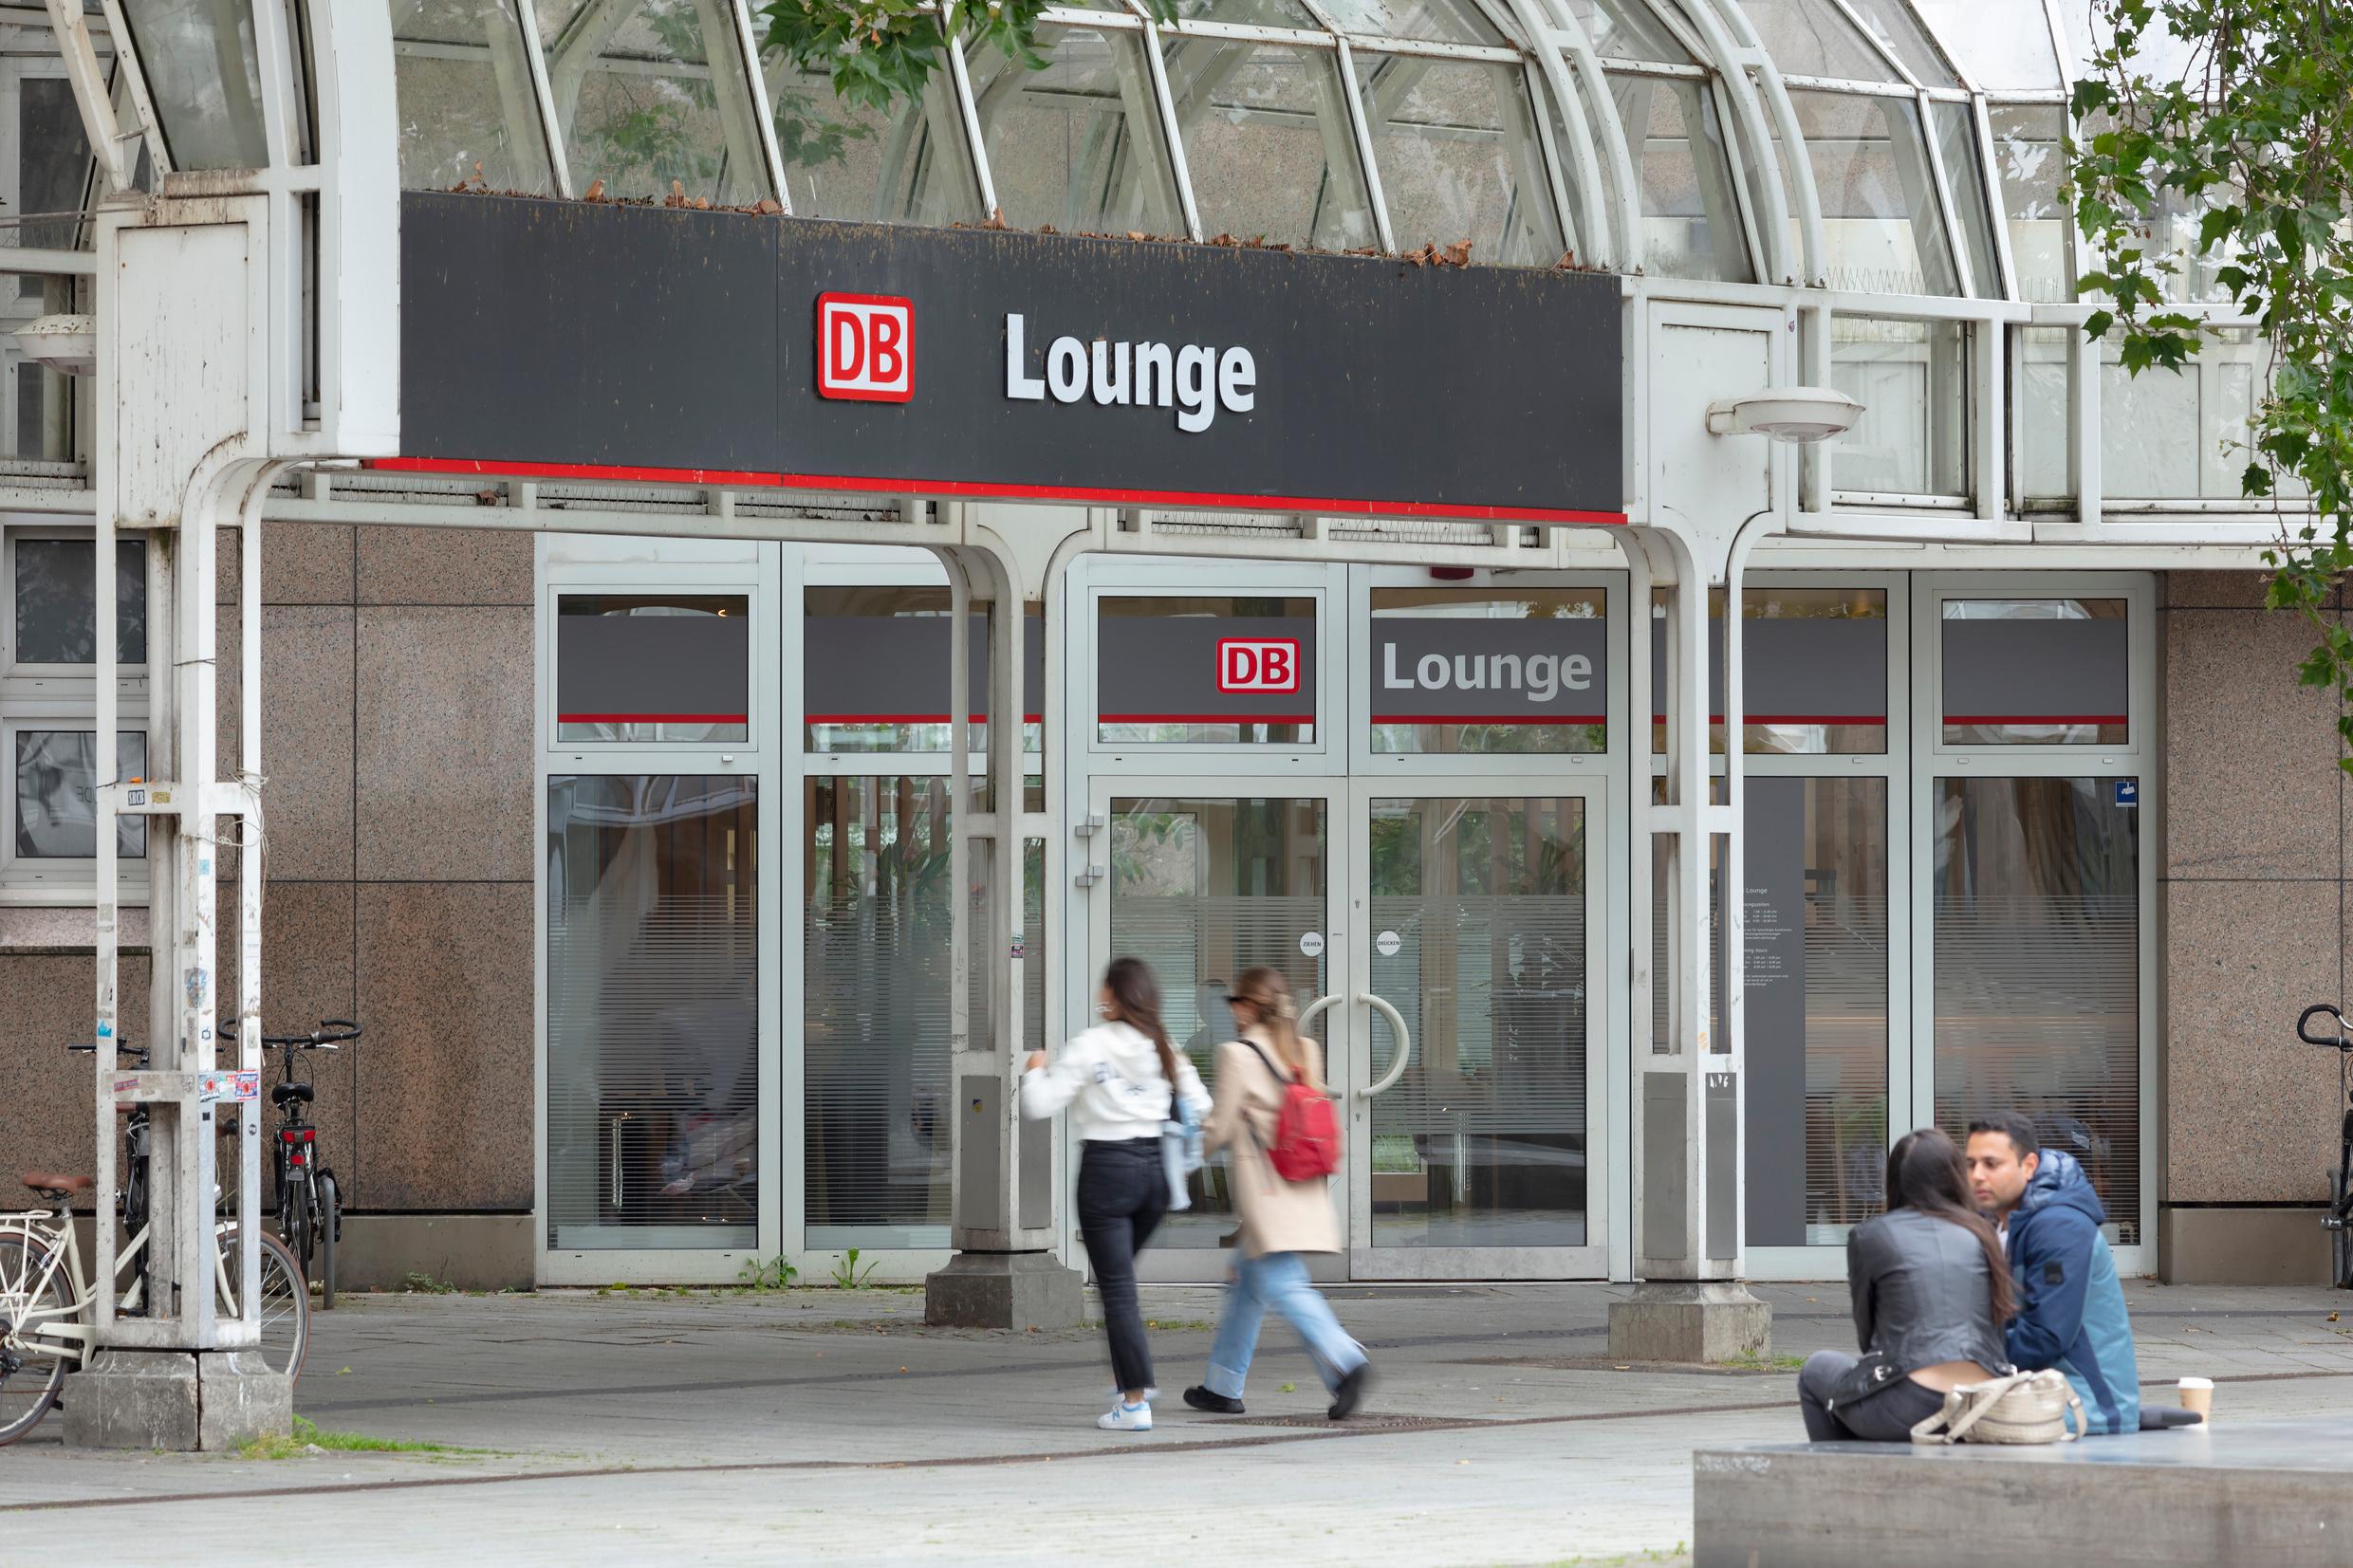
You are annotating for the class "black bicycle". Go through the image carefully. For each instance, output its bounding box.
[262,1020,358,1309]
[2298,1003,2353,1286]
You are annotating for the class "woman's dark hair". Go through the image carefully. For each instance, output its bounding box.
[1102,956,1179,1088]
[1886,1128,2016,1323]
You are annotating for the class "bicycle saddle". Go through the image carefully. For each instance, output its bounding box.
[271,1081,314,1107]
[21,1170,92,1195]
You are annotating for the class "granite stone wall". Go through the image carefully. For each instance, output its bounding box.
[0,521,536,1224]
[2160,569,2345,1279]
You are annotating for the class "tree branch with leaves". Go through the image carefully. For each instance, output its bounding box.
[2068,0,2353,758]
[758,0,1176,117]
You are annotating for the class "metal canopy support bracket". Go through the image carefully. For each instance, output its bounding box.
[923,508,1097,1329]
[1612,520,1771,1362]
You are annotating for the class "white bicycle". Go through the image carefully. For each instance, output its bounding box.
[0,1043,309,1445]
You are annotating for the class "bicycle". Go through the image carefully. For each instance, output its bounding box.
[263,1020,358,1309]
[2298,1002,2353,1287]
[0,1042,310,1445]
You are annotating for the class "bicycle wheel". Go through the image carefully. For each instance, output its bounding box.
[316,1173,340,1311]
[0,1235,72,1445]
[287,1185,313,1284]
[218,1228,310,1384]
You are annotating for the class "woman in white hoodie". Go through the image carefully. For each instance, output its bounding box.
[1021,956,1210,1430]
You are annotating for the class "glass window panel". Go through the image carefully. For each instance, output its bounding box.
[1989,105,2067,303]
[557,594,748,744]
[1369,796,1587,1247]
[1315,0,1505,46]
[803,586,1043,754]
[766,60,975,223]
[1647,586,1890,755]
[16,730,146,858]
[1735,0,1903,81]
[391,0,557,193]
[1791,91,1958,295]
[1164,39,1379,250]
[969,28,1186,237]
[1562,0,1697,63]
[1744,776,1889,1245]
[15,538,146,665]
[2017,323,2072,500]
[1097,596,1317,746]
[19,76,91,267]
[1173,0,1325,24]
[1939,598,2128,745]
[1928,101,2000,298]
[1934,776,2140,1245]
[2099,327,2294,503]
[1911,0,2061,88]
[1844,0,1963,85]
[1608,73,1753,283]
[805,775,957,1247]
[1354,55,1562,265]
[545,775,759,1249]
[540,0,767,206]
[120,0,269,170]
[1108,795,1326,1248]
[1369,588,1607,754]
[1829,315,1969,495]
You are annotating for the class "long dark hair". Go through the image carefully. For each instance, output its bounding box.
[1887,1128,2016,1323]
[1102,956,1179,1088]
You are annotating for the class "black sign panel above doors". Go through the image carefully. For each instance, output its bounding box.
[388,194,1624,524]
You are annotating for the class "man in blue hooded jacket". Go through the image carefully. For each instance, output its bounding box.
[1965,1112,2140,1434]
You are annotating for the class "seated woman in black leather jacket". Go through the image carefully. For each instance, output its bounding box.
[1799,1127,2017,1441]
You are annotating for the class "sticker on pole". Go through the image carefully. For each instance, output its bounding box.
[1298,931,1325,958]
[198,1070,260,1104]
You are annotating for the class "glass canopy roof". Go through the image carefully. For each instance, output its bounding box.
[365,0,2103,300]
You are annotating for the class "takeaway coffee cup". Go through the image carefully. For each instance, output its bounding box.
[2179,1376,2214,1421]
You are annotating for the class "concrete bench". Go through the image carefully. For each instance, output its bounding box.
[1695,1418,2353,1568]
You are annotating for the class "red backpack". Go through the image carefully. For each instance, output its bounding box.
[1241,1042,1343,1181]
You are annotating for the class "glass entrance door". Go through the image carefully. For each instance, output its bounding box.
[1347,784,1606,1278]
[1090,784,1343,1282]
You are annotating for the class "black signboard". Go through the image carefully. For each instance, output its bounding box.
[388,194,1624,524]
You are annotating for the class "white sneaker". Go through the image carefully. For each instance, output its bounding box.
[1097,1400,1153,1431]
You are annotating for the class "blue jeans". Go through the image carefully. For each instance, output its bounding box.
[1204,1250,1367,1398]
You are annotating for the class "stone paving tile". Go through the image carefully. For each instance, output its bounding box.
[11,1284,2353,1565]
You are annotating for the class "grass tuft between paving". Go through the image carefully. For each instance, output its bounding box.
[236,1414,495,1462]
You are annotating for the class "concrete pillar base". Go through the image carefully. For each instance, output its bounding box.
[1607,1282,1771,1363]
[62,1349,291,1450]
[924,1250,1085,1330]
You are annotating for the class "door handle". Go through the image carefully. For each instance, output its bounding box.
[1356,993,1413,1098]
[1299,993,1341,1032]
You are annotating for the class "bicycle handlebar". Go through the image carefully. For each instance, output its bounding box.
[2300,1003,2348,1048]
[259,1018,362,1050]
[67,1042,150,1064]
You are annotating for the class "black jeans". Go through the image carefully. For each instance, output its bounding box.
[1798,1349,1947,1441]
[1078,1138,1169,1395]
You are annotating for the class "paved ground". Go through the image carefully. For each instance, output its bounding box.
[9,1279,2353,1564]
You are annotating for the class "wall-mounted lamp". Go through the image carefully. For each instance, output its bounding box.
[13,314,93,377]
[1704,386,1862,444]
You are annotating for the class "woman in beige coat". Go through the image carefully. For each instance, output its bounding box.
[1181,967,1374,1420]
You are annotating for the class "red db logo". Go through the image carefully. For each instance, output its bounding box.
[1218,638,1298,693]
[817,292,913,403]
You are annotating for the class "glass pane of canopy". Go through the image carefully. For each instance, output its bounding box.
[1164,36,1381,249]
[1315,0,1510,47]
[1734,0,1904,82]
[538,0,769,205]
[1353,51,1564,264]
[969,27,1188,236]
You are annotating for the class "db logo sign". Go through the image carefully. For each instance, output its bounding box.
[817,292,913,403]
[1217,637,1299,693]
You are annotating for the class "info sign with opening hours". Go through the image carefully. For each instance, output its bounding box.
[816,292,913,403]
[1218,637,1298,694]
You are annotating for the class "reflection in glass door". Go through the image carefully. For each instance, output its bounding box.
[1356,792,1600,1274]
[1103,794,1329,1258]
